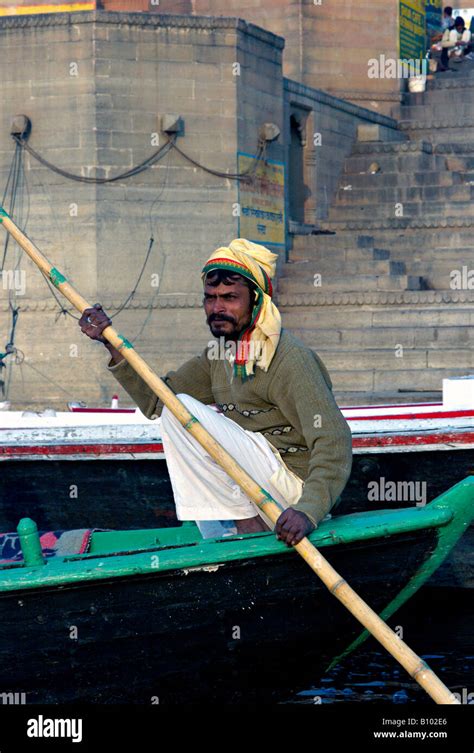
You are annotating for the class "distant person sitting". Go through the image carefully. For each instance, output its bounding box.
[438,16,472,71]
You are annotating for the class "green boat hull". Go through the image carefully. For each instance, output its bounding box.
[0,477,472,703]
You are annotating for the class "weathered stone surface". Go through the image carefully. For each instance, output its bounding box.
[165,0,403,116]
[0,11,284,407]
[1,7,471,405]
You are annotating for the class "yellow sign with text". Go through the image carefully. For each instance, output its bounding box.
[237,153,285,247]
[399,0,427,59]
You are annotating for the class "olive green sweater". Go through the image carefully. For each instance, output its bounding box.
[107,329,353,525]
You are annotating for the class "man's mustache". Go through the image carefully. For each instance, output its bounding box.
[208,314,236,325]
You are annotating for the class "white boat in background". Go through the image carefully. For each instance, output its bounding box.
[0,377,472,587]
[0,393,164,461]
[343,376,474,452]
[0,378,473,461]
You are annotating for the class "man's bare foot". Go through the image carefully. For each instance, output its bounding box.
[235,515,271,534]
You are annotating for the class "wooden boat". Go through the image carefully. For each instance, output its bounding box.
[1,377,472,467]
[0,476,472,704]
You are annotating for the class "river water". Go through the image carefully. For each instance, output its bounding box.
[286,587,473,705]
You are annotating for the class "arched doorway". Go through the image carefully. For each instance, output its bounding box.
[289,109,309,224]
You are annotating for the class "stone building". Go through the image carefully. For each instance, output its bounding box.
[0,3,472,409]
[0,0,417,115]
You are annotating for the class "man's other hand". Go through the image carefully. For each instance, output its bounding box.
[275,509,315,546]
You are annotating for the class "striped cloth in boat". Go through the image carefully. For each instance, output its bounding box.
[0,528,95,563]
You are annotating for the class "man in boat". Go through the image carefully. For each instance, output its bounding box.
[79,239,352,545]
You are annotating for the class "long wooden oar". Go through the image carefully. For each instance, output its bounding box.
[0,206,460,704]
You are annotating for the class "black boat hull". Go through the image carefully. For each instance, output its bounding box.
[0,528,438,704]
[1,449,472,530]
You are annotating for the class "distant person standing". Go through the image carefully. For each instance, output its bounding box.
[430,6,454,68]
[441,6,454,31]
[431,5,454,40]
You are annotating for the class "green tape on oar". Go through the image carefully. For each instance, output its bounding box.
[117,334,133,351]
[258,489,284,513]
[0,207,10,223]
[49,267,67,287]
[183,416,198,431]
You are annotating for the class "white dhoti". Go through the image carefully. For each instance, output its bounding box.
[160,393,304,537]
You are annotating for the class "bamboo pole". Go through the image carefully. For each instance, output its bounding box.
[0,207,460,705]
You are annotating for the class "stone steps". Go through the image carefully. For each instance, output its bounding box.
[344,152,446,174]
[300,228,474,253]
[312,364,472,393]
[393,67,474,141]
[310,348,429,371]
[434,151,474,170]
[405,251,474,265]
[279,299,474,329]
[291,234,379,251]
[283,346,474,371]
[289,245,391,264]
[326,367,472,393]
[393,102,474,122]
[323,217,474,230]
[410,269,473,291]
[335,183,473,204]
[386,255,473,282]
[278,273,422,294]
[457,171,474,183]
[435,142,474,155]
[279,301,474,392]
[328,199,474,220]
[351,140,432,153]
[281,257,402,277]
[289,324,474,349]
[289,236,474,278]
[425,64,474,87]
[401,86,474,107]
[278,74,474,395]
[398,123,474,143]
[400,246,474,259]
[279,314,474,392]
[292,229,474,249]
[340,170,458,189]
[289,256,473,290]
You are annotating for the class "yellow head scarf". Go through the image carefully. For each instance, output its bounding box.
[201,238,281,379]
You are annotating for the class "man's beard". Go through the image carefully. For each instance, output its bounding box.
[207,314,238,340]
